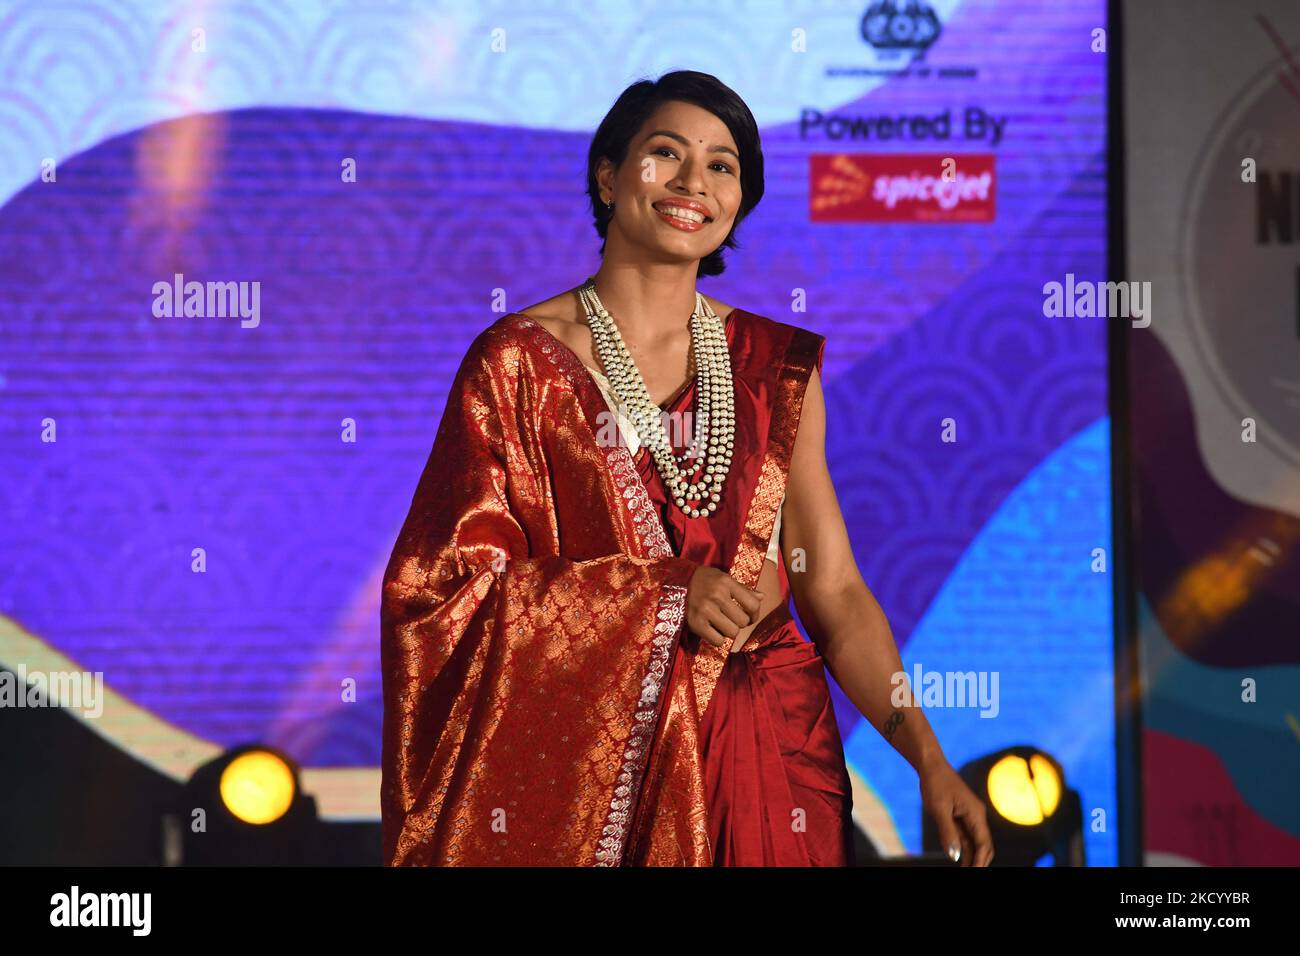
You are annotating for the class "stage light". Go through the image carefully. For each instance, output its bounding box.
[987,752,1062,825]
[172,744,321,865]
[219,750,297,825]
[923,746,1085,866]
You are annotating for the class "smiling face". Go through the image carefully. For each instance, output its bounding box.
[596,100,743,266]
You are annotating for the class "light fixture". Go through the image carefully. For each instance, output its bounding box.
[174,744,320,864]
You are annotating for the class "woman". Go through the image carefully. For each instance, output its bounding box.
[381,70,993,867]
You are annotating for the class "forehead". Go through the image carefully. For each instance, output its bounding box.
[638,101,737,149]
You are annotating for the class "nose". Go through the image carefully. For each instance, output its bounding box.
[669,154,708,196]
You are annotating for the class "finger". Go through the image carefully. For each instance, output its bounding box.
[704,606,740,639]
[726,580,764,616]
[934,810,964,865]
[687,611,726,649]
[956,806,993,868]
[697,622,730,650]
[716,597,750,629]
[962,808,994,867]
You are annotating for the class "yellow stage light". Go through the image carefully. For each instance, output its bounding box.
[218,750,297,825]
[987,752,1062,825]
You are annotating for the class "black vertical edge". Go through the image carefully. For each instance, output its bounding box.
[1107,0,1144,868]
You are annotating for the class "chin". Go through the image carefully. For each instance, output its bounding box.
[650,233,716,257]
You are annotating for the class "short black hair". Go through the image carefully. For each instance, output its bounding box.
[586,70,764,278]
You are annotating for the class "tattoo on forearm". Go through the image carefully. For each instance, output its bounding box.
[883,710,905,742]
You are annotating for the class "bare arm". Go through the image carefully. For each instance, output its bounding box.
[780,366,994,865]
[780,366,944,774]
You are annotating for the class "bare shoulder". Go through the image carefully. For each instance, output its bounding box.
[516,289,586,344]
[702,294,738,319]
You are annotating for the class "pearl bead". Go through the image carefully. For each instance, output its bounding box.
[579,277,734,520]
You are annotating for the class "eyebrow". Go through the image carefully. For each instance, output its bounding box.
[643,129,740,162]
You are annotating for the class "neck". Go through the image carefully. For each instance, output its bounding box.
[587,257,703,339]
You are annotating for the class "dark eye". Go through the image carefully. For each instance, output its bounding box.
[653,145,732,174]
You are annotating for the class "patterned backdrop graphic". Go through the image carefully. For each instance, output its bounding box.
[0,0,1111,860]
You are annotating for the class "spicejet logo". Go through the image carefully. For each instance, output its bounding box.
[810,153,996,223]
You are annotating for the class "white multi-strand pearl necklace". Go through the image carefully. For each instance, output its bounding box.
[578,276,735,518]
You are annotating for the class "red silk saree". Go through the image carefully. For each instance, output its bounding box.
[381,307,855,866]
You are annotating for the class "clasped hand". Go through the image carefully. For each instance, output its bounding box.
[685,566,764,653]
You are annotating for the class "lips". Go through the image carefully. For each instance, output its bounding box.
[652,200,713,224]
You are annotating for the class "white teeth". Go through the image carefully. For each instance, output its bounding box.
[656,204,706,223]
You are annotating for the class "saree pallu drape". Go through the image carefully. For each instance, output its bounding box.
[381,308,854,866]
